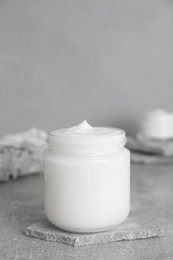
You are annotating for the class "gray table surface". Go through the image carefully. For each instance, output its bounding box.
[0,165,173,260]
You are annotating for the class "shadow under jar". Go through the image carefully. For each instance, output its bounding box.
[44,121,130,233]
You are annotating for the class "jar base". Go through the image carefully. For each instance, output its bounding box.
[48,217,129,234]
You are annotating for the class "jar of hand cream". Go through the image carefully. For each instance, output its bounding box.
[44,121,130,233]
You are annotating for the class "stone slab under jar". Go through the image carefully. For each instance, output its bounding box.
[25,215,162,247]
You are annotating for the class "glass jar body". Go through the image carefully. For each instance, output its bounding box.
[44,147,130,233]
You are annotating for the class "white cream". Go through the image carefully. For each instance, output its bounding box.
[60,120,93,133]
[50,120,126,138]
[138,109,173,139]
[44,121,130,233]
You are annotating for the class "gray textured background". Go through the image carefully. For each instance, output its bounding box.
[0,0,173,136]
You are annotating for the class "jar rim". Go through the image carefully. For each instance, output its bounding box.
[48,127,127,146]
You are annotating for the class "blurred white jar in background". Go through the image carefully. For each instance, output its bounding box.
[44,120,130,233]
[138,109,173,140]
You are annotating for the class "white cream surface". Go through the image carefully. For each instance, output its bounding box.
[44,122,130,233]
[62,120,93,133]
[50,120,124,137]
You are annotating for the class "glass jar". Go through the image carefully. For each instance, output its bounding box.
[44,121,130,233]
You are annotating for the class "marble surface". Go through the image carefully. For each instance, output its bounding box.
[0,165,173,259]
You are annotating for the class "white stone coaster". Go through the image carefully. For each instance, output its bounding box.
[25,216,162,247]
